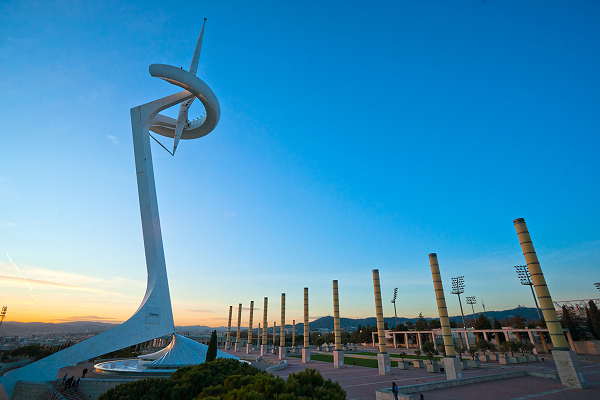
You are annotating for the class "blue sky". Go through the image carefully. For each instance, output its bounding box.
[0,0,598,326]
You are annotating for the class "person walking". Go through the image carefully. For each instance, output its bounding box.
[65,376,74,389]
[82,367,88,378]
[391,381,399,400]
[60,373,67,387]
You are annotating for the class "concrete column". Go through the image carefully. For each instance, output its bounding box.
[332,280,344,368]
[225,305,232,350]
[235,303,242,352]
[247,300,254,354]
[429,253,461,381]
[292,320,296,347]
[494,332,501,348]
[405,332,409,349]
[273,321,277,346]
[261,297,268,356]
[279,293,286,359]
[303,287,311,363]
[258,323,261,349]
[527,331,538,355]
[514,219,568,349]
[393,333,397,349]
[483,331,488,341]
[372,269,391,375]
[565,331,576,352]
[514,218,586,388]
[429,253,456,356]
[539,332,548,353]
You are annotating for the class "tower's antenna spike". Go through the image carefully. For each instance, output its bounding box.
[189,18,206,76]
[173,19,207,154]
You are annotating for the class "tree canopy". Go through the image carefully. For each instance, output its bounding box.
[415,313,428,331]
[474,314,492,330]
[99,358,345,400]
[587,301,600,340]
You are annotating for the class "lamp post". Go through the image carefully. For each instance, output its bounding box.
[515,265,542,321]
[595,283,600,292]
[391,287,398,329]
[452,276,467,328]
[466,296,476,327]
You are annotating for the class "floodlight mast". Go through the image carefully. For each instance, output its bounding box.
[391,288,398,329]
[0,307,6,334]
[451,276,467,328]
[466,296,476,327]
[515,265,542,321]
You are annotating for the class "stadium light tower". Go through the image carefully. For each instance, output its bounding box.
[515,265,542,321]
[466,296,476,326]
[391,287,398,328]
[0,307,6,333]
[451,276,467,328]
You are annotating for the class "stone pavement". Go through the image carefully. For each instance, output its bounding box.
[57,350,600,399]
[222,349,600,399]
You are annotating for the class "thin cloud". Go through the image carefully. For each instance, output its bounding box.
[107,135,119,145]
[5,252,37,302]
[0,274,121,296]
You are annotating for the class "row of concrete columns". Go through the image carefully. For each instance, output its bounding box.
[223,285,320,364]
[368,218,585,390]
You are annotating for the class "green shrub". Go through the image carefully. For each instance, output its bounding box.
[99,359,345,400]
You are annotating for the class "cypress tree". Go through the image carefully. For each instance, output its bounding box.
[561,305,580,341]
[205,330,218,362]
[587,301,600,339]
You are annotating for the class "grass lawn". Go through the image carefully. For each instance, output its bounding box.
[289,354,399,368]
[352,352,441,361]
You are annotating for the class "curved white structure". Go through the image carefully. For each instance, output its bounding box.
[0,21,219,399]
[93,334,237,375]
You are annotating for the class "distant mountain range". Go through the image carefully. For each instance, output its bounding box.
[291,306,540,331]
[0,307,540,335]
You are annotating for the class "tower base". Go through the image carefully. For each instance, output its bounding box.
[377,353,391,375]
[279,347,287,359]
[302,348,311,363]
[333,350,345,368]
[246,344,252,354]
[260,345,267,356]
[444,357,463,380]
[553,350,587,388]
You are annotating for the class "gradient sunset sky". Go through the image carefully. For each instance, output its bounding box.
[0,0,598,328]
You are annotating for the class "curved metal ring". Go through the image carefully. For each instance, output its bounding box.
[148,64,220,140]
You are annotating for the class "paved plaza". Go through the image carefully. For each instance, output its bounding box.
[221,349,600,400]
[56,349,600,399]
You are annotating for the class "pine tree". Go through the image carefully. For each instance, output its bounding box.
[205,330,218,362]
[561,306,580,341]
[415,313,429,331]
[474,314,492,330]
[493,317,502,329]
